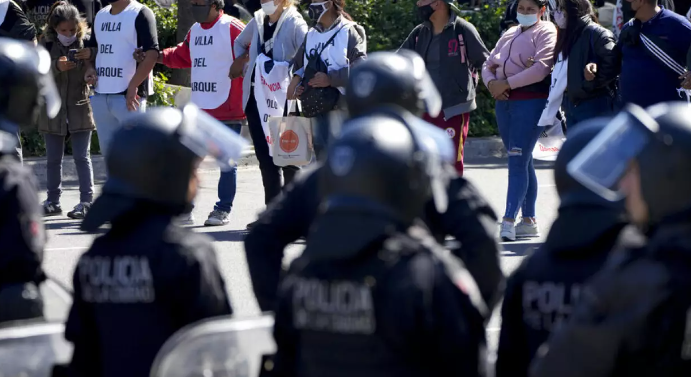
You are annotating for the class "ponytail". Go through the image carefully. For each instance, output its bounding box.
[332,0,353,21]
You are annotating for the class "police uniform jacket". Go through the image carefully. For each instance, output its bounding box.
[65,208,232,377]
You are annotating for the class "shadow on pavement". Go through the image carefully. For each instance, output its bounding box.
[464,156,554,170]
[203,229,249,243]
[501,241,542,257]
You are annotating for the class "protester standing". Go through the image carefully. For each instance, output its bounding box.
[482,0,557,241]
[286,0,367,161]
[148,0,245,226]
[538,0,619,130]
[231,0,307,228]
[83,0,158,160]
[39,1,95,219]
[399,0,490,176]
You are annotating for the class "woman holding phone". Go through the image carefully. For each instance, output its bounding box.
[38,1,95,219]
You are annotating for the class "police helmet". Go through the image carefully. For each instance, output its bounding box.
[346,50,442,118]
[81,104,248,231]
[554,117,624,211]
[320,107,455,224]
[567,102,691,226]
[0,38,60,149]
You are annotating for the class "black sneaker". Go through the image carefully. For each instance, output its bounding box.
[67,202,91,219]
[43,200,62,216]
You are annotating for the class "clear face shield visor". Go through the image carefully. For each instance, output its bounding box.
[177,103,249,171]
[566,104,658,202]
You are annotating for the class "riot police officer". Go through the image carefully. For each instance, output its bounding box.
[244,50,503,315]
[496,119,641,377]
[271,108,488,377]
[531,102,691,377]
[0,38,58,323]
[66,105,245,377]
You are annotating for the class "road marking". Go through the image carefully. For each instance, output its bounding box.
[46,246,89,252]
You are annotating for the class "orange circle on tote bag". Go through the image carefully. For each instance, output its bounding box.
[280,130,299,153]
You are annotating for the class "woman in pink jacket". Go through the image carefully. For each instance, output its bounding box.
[482,0,556,242]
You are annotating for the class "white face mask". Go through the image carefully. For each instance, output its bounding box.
[261,0,278,15]
[57,33,77,46]
[516,12,539,27]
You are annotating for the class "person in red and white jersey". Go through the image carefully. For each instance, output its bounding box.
[136,0,246,227]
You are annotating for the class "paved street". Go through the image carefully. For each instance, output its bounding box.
[40,156,559,354]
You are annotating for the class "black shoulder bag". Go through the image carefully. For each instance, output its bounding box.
[299,24,346,118]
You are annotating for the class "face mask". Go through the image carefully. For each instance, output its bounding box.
[553,10,567,28]
[308,1,328,23]
[57,33,77,46]
[516,12,539,27]
[261,0,278,15]
[416,3,435,21]
[191,3,212,23]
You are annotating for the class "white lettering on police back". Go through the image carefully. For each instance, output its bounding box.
[78,255,155,303]
[522,281,582,332]
[292,277,375,334]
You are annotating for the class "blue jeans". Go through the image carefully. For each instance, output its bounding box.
[562,95,613,133]
[90,94,147,160]
[495,98,546,220]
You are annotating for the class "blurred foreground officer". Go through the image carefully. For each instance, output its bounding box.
[244,50,503,314]
[271,108,489,377]
[496,119,637,377]
[66,104,246,377]
[0,39,58,323]
[531,102,691,377]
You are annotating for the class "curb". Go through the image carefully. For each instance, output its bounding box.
[25,136,506,187]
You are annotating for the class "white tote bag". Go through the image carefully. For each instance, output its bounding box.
[533,117,566,161]
[269,101,314,166]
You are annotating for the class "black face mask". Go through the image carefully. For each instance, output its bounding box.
[308,2,328,23]
[416,4,435,22]
[191,3,212,23]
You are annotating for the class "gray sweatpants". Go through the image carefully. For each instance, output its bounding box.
[44,131,94,204]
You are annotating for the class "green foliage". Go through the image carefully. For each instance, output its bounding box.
[148,72,179,107]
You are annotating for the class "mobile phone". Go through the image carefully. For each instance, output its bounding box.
[68,49,78,62]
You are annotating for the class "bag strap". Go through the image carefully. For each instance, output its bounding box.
[303,23,347,61]
[640,30,687,76]
[282,99,301,117]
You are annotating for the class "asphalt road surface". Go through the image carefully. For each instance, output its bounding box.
[39,156,559,356]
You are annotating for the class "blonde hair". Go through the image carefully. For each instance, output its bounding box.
[279,0,295,8]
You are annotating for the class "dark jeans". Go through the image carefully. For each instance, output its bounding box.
[44,131,94,204]
[562,95,614,133]
[215,122,241,213]
[246,89,299,205]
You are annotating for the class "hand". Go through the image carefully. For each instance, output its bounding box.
[488,79,510,99]
[57,56,77,72]
[133,47,146,63]
[495,90,510,100]
[84,66,97,85]
[75,48,92,60]
[526,56,535,68]
[584,63,597,81]
[229,54,249,79]
[308,72,330,88]
[680,72,691,90]
[287,75,302,100]
[126,86,140,111]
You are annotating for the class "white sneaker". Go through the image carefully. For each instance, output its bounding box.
[175,212,195,226]
[516,221,540,237]
[204,210,230,226]
[500,221,516,242]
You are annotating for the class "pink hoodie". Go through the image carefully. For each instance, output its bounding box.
[482,21,557,91]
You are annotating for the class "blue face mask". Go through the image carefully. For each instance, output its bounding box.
[516,12,539,27]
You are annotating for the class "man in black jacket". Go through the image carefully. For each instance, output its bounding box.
[0,38,57,324]
[495,118,639,377]
[244,50,503,318]
[66,105,246,377]
[399,0,489,176]
[531,102,691,377]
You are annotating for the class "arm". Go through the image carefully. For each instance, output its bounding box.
[243,166,321,312]
[462,21,490,71]
[290,35,306,78]
[233,17,255,59]
[587,28,620,90]
[161,30,193,69]
[129,7,159,91]
[441,178,504,311]
[0,1,36,41]
[495,266,530,377]
[327,24,367,87]
[291,17,308,54]
[481,34,508,86]
[506,25,557,89]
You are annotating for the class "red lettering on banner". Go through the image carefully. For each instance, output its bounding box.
[539,145,560,152]
[261,75,282,92]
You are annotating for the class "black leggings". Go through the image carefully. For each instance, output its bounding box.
[246,88,299,205]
